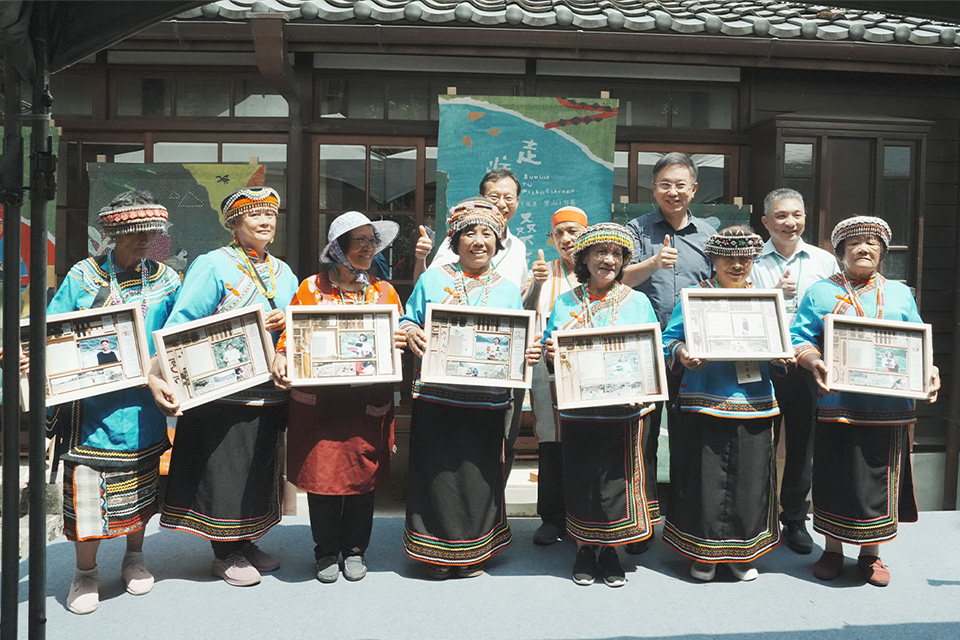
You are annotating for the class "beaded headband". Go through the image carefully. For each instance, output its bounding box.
[703,228,764,258]
[830,216,892,249]
[571,222,634,264]
[220,186,280,229]
[446,198,505,238]
[97,203,169,236]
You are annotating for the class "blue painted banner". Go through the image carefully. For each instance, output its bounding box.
[436,95,618,263]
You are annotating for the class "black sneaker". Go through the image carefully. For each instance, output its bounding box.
[533,522,564,546]
[598,546,626,587]
[572,545,599,586]
[782,519,814,554]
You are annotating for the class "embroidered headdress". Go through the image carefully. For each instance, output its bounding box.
[97,200,169,236]
[220,186,280,229]
[572,222,634,265]
[704,227,764,258]
[446,198,505,238]
[830,216,892,250]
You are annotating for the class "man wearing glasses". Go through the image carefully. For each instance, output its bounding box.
[621,152,716,555]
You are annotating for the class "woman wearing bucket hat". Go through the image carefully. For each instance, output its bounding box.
[661,226,784,583]
[272,211,406,584]
[150,186,299,588]
[399,198,542,579]
[43,190,181,614]
[792,215,940,587]
[541,222,659,587]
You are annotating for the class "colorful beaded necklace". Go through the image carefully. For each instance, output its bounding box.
[107,252,149,318]
[454,263,492,307]
[232,240,277,301]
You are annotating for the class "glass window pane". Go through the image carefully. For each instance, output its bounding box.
[234,80,289,117]
[425,145,438,218]
[222,143,288,207]
[117,78,170,116]
[882,180,910,242]
[318,144,366,210]
[370,146,416,212]
[613,150,629,204]
[175,78,230,117]
[622,90,669,128]
[372,213,418,282]
[346,79,385,119]
[884,145,911,178]
[51,73,93,116]
[388,79,429,120]
[784,143,813,176]
[320,79,346,119]
[672,90,733,130]
[883,248,908,281]
[153,142,218,163]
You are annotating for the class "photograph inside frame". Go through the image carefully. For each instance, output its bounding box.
[556,331,662,406]
[829,321,926,394]
[21,309,144,398]
[289,311,395,380]
[685,294,786,356]
[426,309,528,383]
[162,314,269,400]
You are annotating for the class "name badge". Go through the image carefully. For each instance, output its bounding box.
[735,360,762,385]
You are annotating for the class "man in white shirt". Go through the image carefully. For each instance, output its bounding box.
[751,188,839,555]
[413,168,531,480]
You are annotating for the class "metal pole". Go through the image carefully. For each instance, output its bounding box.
[28,18,52,637]
[1,43,25,640]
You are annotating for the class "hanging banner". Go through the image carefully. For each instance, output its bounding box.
[436,95,618,263]
[86,163,266,278]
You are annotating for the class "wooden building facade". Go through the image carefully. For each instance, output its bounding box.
[45,1,960,502]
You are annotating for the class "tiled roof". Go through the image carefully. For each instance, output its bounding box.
[179,1,960,46]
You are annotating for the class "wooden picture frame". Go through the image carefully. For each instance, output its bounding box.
[823,314,934,400]
[284,304,402,386]
[420,303,535,390]
[19,302,151,411]
[553,323,669,411]
[152,304,275,411]
[680,288,792,360]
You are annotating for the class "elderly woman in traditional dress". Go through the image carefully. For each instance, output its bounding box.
[272,211,405,583]
[542,223,659,587]
[150,187,298,587]
[401,198,541,579]
[45,191,181,614]
[661,226,783,582]
[524,206,588,546]
[792,216,940,587]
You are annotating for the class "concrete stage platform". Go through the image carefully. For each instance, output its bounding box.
[14,508,960,640]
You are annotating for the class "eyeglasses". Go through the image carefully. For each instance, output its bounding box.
[591,248,624,261]
[350,237,378,249]
[485,193,517,205]
[653,182,691,193]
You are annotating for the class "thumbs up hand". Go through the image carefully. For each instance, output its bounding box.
[658,234,678,269]
[415,225,434,261]
[778,268,797,297]
[532,248,549,282]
